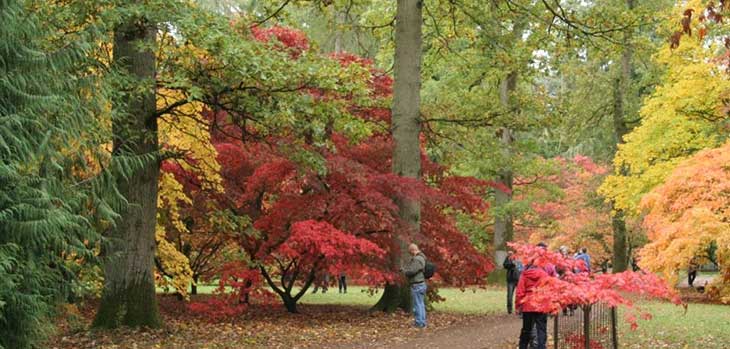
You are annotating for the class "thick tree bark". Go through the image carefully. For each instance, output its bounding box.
[93,16,162,328]
[494,72,517,266]
[611,0,635,274]
[373,0,422,313]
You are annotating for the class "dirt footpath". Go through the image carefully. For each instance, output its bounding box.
[330,313,526,349]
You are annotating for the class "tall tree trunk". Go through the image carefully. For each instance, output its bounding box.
[611,0,635,273]
[492,14,526,267]
[372,0,422,313]
[494,71,517,267]
[333,8,345,54]
[93,15,162,328]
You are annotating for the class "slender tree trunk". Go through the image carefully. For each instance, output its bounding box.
[93,15,162,328]
[494,72,517,266]
[260,264,318,313]
[333,8,345,54]
[492,16,525,267]
[191,275,199,296]
[373,0,422,313]
[611,0,635,273]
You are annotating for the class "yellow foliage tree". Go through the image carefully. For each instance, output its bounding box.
[639,142,730,302]
[599,0,730,215]
[156,172,194,297]
[154,89,223,297]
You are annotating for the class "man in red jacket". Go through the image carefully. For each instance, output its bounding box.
[515,261,549,349]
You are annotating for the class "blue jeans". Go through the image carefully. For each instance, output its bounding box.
[507,281,517,314]
[411,282,427,327]
[519,312,547,349]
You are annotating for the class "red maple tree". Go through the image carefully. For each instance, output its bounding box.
[509,243,683,330]
[170,26,499,314]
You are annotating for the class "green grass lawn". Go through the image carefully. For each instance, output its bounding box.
[619,301,730,348]
[298,285,506,314]
[165,283,506,315]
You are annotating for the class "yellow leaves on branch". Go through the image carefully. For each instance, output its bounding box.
[158,172,192,233]
[156,173,194,298]
[156,224,194,298]
[158,88,223,192]
[154,90,223,297]
[599,20,730,215]
[639,142,730,303]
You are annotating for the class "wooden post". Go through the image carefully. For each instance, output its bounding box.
[554,313,559,349]
[611,306,618,349]
[584,304,591,349]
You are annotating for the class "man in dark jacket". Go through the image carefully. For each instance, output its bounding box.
[402,243,427,328]
[338,272,347,294]
[516,263,549,349]
[503,251,522,314]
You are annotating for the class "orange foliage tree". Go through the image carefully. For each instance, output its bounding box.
[639,141,730,302]
[527,155,615,268]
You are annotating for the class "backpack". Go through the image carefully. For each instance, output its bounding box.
[423,259,437,279]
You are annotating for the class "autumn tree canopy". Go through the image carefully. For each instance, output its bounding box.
[639,142,730,302]
[9,0,730,347]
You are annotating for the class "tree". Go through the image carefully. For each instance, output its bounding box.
[179,34,496,314]
[610,0,636,273]
[93,2,163,328]
[155,87,225,298]
[492,11,529,267]
[639,142,730,303]
[91,0,369,321]
[0,0,115,346]
[598,0,730,216]
[373,0,424,313]
[528,156,614,268]
[509,242,683,330]
[528,0,673,272]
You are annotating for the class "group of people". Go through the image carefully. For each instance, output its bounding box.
[311,272,348,294]
[503,243,592,349]
[399,241,593,349]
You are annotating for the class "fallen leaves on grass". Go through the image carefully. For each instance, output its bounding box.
[48,295,478,349]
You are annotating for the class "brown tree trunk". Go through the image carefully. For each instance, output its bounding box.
[611,0,635,273]
[93,14,162,328]
[260,264,317,313]
[373,0,422,313]
[492,15,526,267]
[191,275,199,296]
[494,72,517,267]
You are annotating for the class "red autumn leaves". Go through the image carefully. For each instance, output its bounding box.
[509,243,683,330]
[165,25,502,314]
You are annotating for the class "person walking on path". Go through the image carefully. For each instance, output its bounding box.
[537,242,557,277]
[338,272,347,293]
[402,243,427,328]
[503,250,522,314]
[557,246,575,316]
[516,259,550,349]
[575,247,591,273]
[688,259,699,287]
